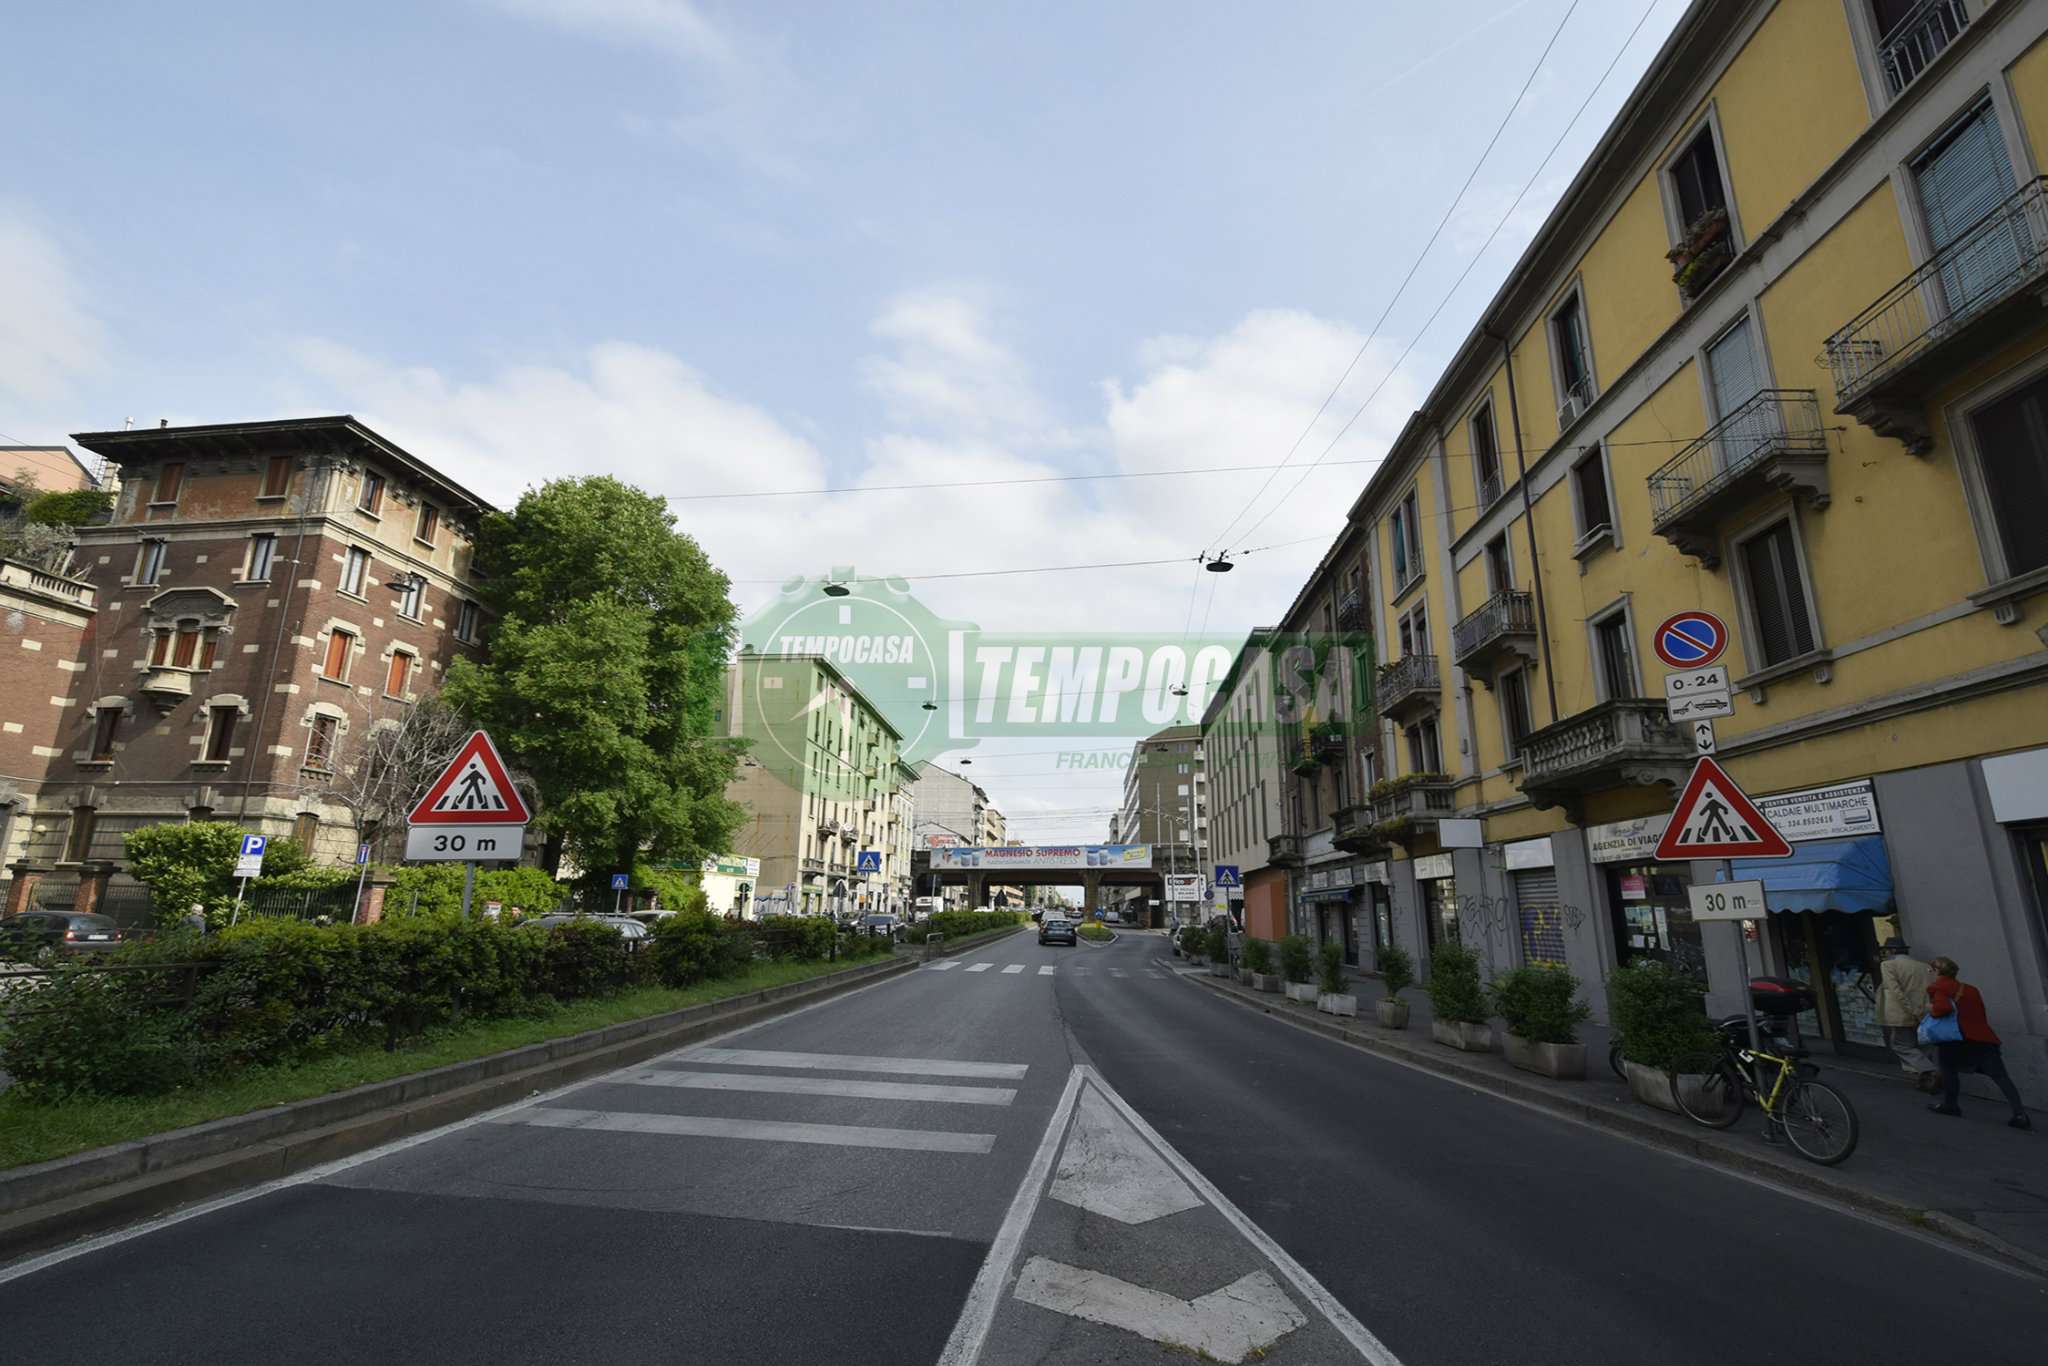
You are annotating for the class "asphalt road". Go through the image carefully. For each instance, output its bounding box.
[2,929,2042,1365]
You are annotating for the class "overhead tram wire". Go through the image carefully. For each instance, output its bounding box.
[1198,0,1587,561]
[731,532,1333,586]
[1230,0,1668,548]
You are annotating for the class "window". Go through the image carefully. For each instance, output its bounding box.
[1593,611,1638,700]
[1739,520,1819,667]
[340,548,368,597]
[385,651,411,697]
[204,706,238,763]
[1406,716,1442,773]
[1484,534,1512,596]
[1965,372,2048,581]
[199,629,218,670]
[306,715,338,769]
[1914,100,2020,314]
[91,706,121,761]
[323,629,355,680]
[1470,405,1502,506]
[1670,124,1728,231]
[414,503,438,544]
[247,533,277,582]
[1552,294,1594,419]
[1389,489,1422,587]
[1500,667,1534,760]
[152,463,185,504]
[150,630,171,666]
[293,812,320,849]
[63,806,97,863]
[261,456,292,498]
[395,573,423,620]
[136,539,167,585]
[1573,450,1613,544]
[356,472,385,514]
[171,626,200,668]
[1872,0,1969,100]
[1398,603,1429,657]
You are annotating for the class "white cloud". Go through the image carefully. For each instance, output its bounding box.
[860,291,1057,445]
[0,208,105,406]
[481,0,737,67]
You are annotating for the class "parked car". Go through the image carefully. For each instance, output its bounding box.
[861,914,903,940]
[519,912,651,949]
[0,911,124,958]
[1038,916,1077,947]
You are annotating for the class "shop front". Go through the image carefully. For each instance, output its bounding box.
[1586,815,1704,981]
[1415,852,1457,954]
[1300,862,1362,966]
[1504,837,1566,971]
[1364,862,1392,966]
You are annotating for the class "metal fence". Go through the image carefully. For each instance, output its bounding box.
[236,884,362,924]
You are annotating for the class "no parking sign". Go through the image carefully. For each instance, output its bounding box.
[1652,612,1728,669]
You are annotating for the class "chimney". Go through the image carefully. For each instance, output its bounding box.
[158,418,168,429]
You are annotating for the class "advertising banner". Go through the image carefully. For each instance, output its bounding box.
[932,843,1153,871]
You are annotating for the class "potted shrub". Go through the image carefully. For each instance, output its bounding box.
[1178,924,1206,963]
[1426,941,1493,1051]
[1243,937,1280,992]
[1375,944,1413,1029]
[1279,934,1317,1003]
[1204,922,1232,977]
[1608,960,1717,1113]
[1315,941,1356,1017]
[1492,966,1591,1079]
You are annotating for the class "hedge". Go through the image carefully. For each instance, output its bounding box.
[916,910,1024,941]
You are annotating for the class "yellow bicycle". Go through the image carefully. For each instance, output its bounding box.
[1670,1033,1859,1166]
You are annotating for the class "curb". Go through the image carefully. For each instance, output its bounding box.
[1185,971,2048,1281]
[0,948,951,1263]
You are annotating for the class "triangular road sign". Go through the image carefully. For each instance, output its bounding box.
[1655,757,1791,860]
[409,731,532,825]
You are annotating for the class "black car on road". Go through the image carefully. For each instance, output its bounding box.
[1038,916,1077,946]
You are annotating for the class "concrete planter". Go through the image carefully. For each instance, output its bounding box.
[1503,1033,1586,1080]
[1375,999,1410,1030]
[1623,1059,1710,1115]
[1430,1019,1494,1052]
[1316,992,1358,1018]
[1209,962,1233,978]
[1284,982,1318,1004]
[1247,972,1281,993]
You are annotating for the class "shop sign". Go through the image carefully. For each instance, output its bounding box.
[1619,874,1648,901]
[1586,815,1667,864]
[1414,853,1454,880]
[1754,779,1881,842]
[1363,862,1390,884]
[1306,869,1330,890]
[1503,837,1554,871]
[1331,864,1360,887]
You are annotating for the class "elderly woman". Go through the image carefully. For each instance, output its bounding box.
[1924,956,2030,1130]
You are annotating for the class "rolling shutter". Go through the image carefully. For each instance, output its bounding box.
[1915,101,2021,311]
[1514,868,1566,971]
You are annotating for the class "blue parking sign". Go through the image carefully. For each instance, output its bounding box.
[240,835,267,857]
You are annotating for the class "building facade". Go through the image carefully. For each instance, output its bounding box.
[4,417,491,910]
[1200,629,1289,938]
[1316,0,2048,1092]
[910,760,991,908]
[1111,723,1207,924]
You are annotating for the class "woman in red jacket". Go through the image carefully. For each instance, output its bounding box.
[1925,957,2030,1130]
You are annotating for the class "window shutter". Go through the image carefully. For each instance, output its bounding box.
[1742,523,1816,665]
[1915,102,2022,310]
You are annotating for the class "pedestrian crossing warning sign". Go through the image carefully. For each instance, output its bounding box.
[409,731,532,826]
[1654,757,1791,860]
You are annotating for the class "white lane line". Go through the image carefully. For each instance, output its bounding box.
[679,1047,1029,1080]
[1038,965,1056,976]
[937,1066,1086,1366]
[1046,1085,1201,1224]
[1013,1258,1306,1365]
[1087,1070,1403,1365]
[925,960,961,971]
[1001,964,1026,975]
[616,1069,1017,1106]
[491,1108,996,1153]
[965,962,995,973]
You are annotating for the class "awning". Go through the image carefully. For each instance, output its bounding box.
[1725,835,1893,915]
[1297,886,1356,902]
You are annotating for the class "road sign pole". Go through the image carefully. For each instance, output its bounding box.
[1733,923,1765,1099]
[231,875,248,927]
[461,860,476,919]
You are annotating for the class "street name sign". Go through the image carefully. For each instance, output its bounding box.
[1689,880,1768,923]
[406,730,530,861]
[1652,611,1729,669]
[1655,757,1793,860]
[1663,665,1732,722]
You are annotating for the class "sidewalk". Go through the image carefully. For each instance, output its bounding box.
[1183,958,2048,1272]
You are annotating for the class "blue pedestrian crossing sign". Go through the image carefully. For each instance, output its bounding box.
[856,849,883,874]
[1213,864,1242,889]
[610,873,629,891]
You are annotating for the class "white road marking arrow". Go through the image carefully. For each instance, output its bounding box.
[1047,1084,1202,1225]
[1013,1256,1307,1363]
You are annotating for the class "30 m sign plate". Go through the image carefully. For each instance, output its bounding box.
[405,824,525,861]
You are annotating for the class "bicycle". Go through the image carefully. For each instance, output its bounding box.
[1670,1031,1859,1166]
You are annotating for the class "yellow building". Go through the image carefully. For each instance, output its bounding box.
[1328,0,2048,1089]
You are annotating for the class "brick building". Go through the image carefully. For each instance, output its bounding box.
[2,417,490,910]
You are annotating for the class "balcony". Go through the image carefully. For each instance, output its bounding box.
[1518,699,1692,816]
[1369,776,1456,847]
[1824,177,2048,453]
[1668,208,1733,303]
[1375,654,1440,724]
[139,667,193,706]
[1647,390,1830,566]
[1331,803,1388,857]
[1878,0,1968,102]
[1451,590,1537,688]
[1266,833,1304,868]
[1311,720,1348,761]
[1335,587,1365,631]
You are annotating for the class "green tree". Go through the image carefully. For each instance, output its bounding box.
[444,477,745,895]
[123,822,247,921]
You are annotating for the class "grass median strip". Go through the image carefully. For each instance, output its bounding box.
[0,956,864,1173]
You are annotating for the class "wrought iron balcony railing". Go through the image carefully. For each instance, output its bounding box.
[1646,390,1829,563]
[1518,699,1691,813]
[1376,653,1440,721]
[1823,177,2048,449]
[1451,590,1536,686]
[1879,0,1968,101]
[1335,586,1365,631]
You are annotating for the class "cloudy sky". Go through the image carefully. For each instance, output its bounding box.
[3,0,1682,850]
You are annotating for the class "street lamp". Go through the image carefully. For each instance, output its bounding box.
[823,580,851,597]
[1204,553,1234,573]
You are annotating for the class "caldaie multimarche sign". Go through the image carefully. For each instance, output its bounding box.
[1655,756,1792,860]
[406,730,531,861]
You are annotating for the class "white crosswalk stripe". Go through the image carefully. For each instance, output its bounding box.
[680,1047,1029,1079]
[1038,965,1056,976]
[1110,968,1128,978]
[1002,963,1026,975]
[617,1069,1017,1106]
[925,960,960,971]
[494,1108,997,1153]
[966,962,994,973]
